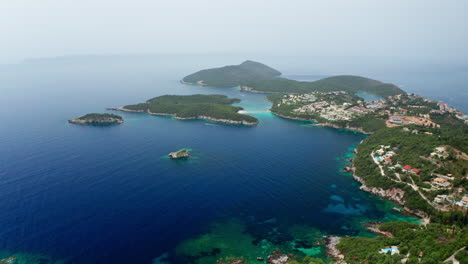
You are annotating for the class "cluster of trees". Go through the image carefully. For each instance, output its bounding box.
[338,222,467,264]
[353,121,468,215]
[246,75,404,97]
[76,113,123,120]
[182,60,281,87]
[123,94,258,123]
[184,61,405,97]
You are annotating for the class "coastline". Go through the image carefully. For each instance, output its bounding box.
[271,112,373,135]
[325,236,347,264]
[272,109,427,221]
[109,107,259,126]
[351,168,429,220]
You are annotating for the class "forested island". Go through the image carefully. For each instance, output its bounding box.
[182,61,404,97]
[112,94,258,125]
[68,113,124,125]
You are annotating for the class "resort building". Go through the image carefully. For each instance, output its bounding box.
[434,195,448,204]
[403,165,412,172]
[432,177,451,188]
[379,246,400,255]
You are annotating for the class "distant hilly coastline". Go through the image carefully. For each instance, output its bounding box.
[182,60,281,87]
[182,60,406,97]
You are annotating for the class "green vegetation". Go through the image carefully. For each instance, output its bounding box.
[267,91,387,133]
[337,222,467,264]
[182,60,281,87]
[76,113,123,121]
[455,248,468,263]
[184,61,405,96]
[247,75,405,97]
[122,94,258,124]
[354,123,467,214]
[70,113,123,124]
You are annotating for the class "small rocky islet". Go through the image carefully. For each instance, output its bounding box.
[68,113,123,125]
[168,149,190,159]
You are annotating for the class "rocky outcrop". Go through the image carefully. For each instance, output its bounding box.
[325,236,347,264]
[364,222,394,237]
[267,250,289,264]
[320,123,373,135]
[216,258,245,264]
[352,173,406,205]
[352,170,429,219]
[168,149,190,159]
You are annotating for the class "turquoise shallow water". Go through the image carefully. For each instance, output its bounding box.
[0,56,423,264]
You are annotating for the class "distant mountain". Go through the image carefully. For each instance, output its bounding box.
[182,60,282,87]
[183,61,406,97]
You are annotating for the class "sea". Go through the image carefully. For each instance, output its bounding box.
[0,54,466,264]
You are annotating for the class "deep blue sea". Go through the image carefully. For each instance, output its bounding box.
[0,55,466,264]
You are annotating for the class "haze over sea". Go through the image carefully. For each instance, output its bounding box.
[0,55,466,263]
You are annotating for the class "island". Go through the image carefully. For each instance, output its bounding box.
[182,60,405,97]
[168,149,190,159]
[68,113,124,125]
[182,60,281,87]
[111,94,258,126]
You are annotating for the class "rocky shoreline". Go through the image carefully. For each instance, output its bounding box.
[68,118,123,125]
[325,236,347,264]
[351,167,429,220]
[110,107,259,126]
[272,112,373,134]
[68,114,124,125]
[363,222,394,237]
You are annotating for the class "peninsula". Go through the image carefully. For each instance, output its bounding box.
[111,94,258,126]
[182,60,404,97]
[68,113,124,125]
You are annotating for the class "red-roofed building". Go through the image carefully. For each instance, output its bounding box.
[403,165,412,171]
[400,108,408,113]
[411,168,420,175]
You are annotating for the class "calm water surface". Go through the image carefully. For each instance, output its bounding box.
[1,56,464,263]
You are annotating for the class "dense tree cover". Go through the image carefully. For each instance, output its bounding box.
[432,210,468,227]
[122,94,258,123]
[335,114,387,133]
[245,75,404,97]
[455,248,468,263]
[76,113,123,120]
[354,122,467,215]
[184,61,405,96]
[337,222,467,264]
[182,60,281,87]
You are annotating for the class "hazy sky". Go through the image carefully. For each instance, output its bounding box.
[1,0,467,63]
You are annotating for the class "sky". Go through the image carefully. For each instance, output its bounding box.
[1,0,467,63]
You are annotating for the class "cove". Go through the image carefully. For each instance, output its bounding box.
[0,56,419,264]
